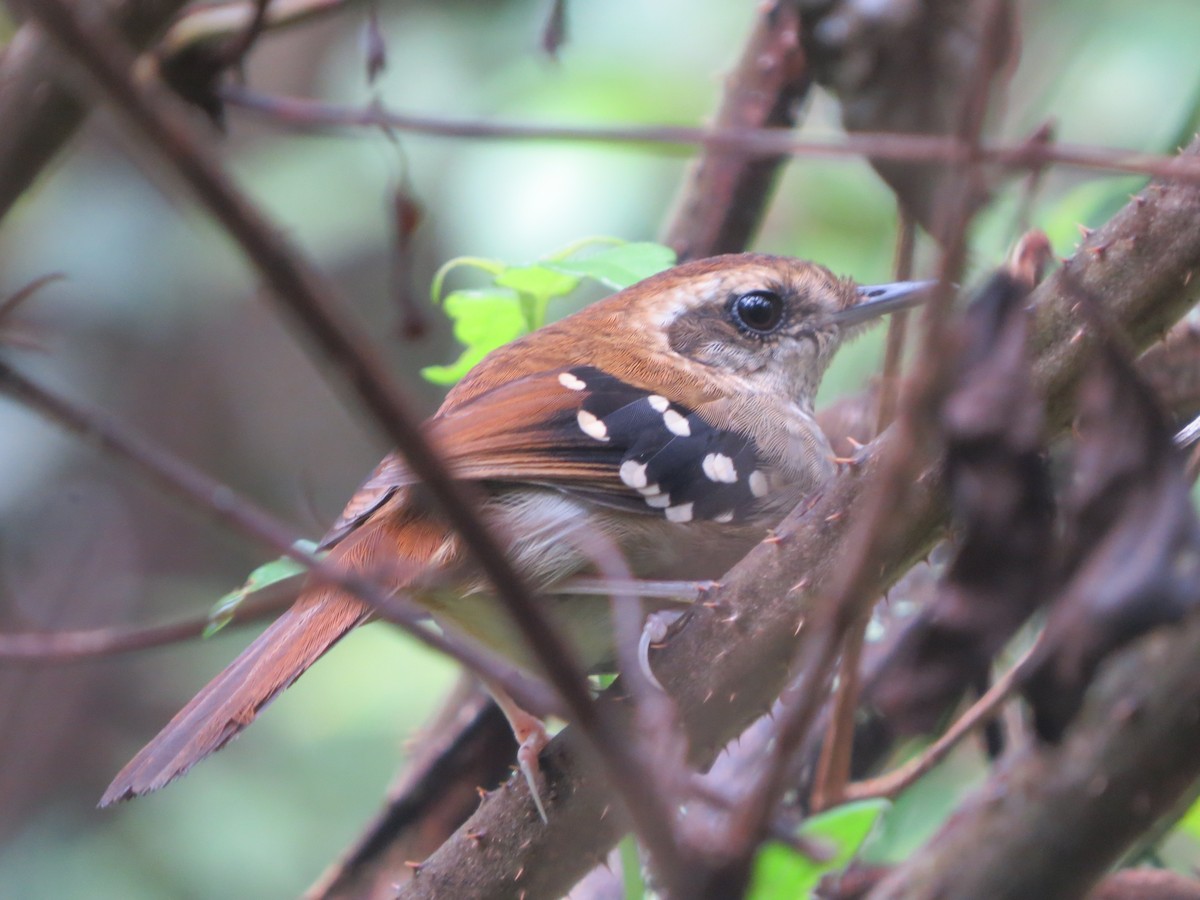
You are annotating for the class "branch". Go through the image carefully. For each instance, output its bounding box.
[220,85,1200,186]
[868,610,1200,899]
[0,0,190,219]
[0,582,295,661]
[660,1,811,260]
[394,137,1200,900]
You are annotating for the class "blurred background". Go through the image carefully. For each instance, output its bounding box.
[1,0,1199,896]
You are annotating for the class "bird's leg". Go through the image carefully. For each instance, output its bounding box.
[638,609,686,691]
[485,679,551,823]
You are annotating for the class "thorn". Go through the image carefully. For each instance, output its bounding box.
[465,830,487,845]
[1076,223,1094,238]
[824,511,843,523]
[1087,242,1109,259]
[1070,327,1086,345]
[1185,270,1194,286]
[763,529,787,545]
[729,692,737,704]
[789,577,810,594]
[601,804,611,820]
[794,617,805,637]
[404,861,423,872]
[704,690,715,703]
[515,866,525,881]
[1130,193,1146,208]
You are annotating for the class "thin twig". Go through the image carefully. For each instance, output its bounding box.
[875,215,916,433]
[842,641,1039,803]
[221,85,1200,186]
[0,356,558,716]
[0,587,293,662]
[811,209,921,812]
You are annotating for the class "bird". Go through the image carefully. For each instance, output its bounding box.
[100,252,931,818]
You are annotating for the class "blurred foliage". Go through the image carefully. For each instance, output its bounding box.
[746,799,889,899]
[2,0,1200,897]
[422,239,675,384]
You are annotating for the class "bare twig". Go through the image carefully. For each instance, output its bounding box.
[0,356,558,717]
[157,0,348,59]
[221,85,1200,186]
[875,215,917,432]
[812,208,921,813]
[660,1,810,261]
[0,586,295,662]
[842,640,1039,803]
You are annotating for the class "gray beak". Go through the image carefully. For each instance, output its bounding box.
[833,280,939,327]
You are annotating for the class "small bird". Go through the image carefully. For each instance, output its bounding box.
[100,253,930,816]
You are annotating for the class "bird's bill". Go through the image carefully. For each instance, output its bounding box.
[834,279,940,327]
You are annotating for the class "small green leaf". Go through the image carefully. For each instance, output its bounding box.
[206,543,318,637]
[495,265,580,302]
[1175,794,1200,842]
[746,799,889,899]
[549,242,677,289]
[618,834,646,900]
[420,288,526,385]
[495,265,581,330]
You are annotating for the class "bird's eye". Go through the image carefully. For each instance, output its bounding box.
[730,290,784,335]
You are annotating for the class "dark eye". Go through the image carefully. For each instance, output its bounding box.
[730,290,784,334]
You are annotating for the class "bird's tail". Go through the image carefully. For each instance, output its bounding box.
[100,588,370,806]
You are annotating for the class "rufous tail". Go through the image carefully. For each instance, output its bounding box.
[99,589,369,806]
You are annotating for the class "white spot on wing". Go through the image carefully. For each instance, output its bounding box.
[619,460,649,489]
[665,502,694,523]
[558,372,587,391]
[645,494,672,508]
[713,510,734,523]
[749,470,769,497]
[577,410,609,442]
[648,395,669,412]
[638,483,662,496]
[702,452,738,483]
[662,409,691,436]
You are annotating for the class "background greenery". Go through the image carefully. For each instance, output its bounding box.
[1,0,1199,896]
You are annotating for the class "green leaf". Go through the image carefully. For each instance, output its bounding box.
[618,834,646,900]
[494,264,580,301]
[548,242,677,289]
[1175,794,1200,842]
[746,799,889,899]
[420,288,527,385]
[205,542,319,637]
[495,264,581,330]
